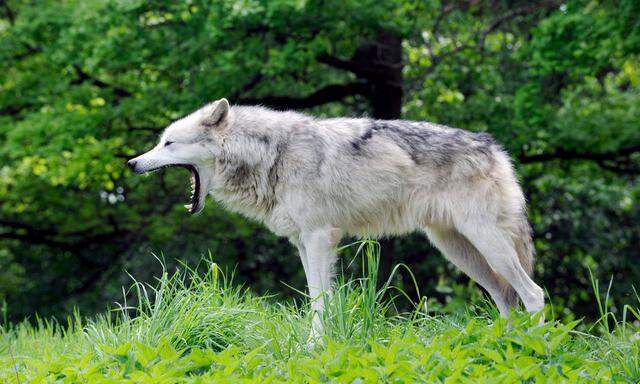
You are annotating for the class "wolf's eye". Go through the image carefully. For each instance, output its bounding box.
[164,141,175,147]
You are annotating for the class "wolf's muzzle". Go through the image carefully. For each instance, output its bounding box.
[127,159,140,173]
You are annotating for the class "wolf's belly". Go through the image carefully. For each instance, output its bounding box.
[325,197,423,238]
[319,185,453,238]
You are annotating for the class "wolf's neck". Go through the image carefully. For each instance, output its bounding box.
[210,136,281,220]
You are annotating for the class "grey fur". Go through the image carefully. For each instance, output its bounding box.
[128,98,545,335]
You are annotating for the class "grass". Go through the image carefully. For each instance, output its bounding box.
[1,241,639,383]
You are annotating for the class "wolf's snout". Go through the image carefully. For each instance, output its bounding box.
[127,159,138,172]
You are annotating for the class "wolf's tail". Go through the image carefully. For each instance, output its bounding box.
[495,150,537,307]
[495,150,536,278]
[513,215,535,277]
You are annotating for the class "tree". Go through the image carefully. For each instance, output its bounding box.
[1,0,638,320]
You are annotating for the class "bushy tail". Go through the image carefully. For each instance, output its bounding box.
[514,216,535,277]
[485,149,537,309]
[495,149,535,278]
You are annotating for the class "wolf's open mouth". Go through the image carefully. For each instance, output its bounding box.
[181,164,201,214]
[143,164,202,214]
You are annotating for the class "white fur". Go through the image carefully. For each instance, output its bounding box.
[129,99,545,334]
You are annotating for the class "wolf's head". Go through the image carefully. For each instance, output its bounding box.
[127,98,230,214]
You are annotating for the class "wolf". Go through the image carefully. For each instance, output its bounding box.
[128,98,545,331]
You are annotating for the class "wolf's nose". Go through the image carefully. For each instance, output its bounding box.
[127,159,137,171]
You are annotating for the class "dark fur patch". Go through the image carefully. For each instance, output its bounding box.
[267,142,286,195]
[351,127,373,151]
[245,133,271,145]
[349,120,496,167]
[365,121,433,164]
[474,132,495,146]
[226,163,252,189]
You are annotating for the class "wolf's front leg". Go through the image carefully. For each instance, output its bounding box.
[299,227,342,338]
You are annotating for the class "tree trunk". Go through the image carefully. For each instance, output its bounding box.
[355,30,404,285]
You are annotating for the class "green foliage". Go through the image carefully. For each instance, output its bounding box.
[1,243,638,382]
[0,0,638,321]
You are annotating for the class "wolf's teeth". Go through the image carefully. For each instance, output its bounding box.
[184,204,192,210]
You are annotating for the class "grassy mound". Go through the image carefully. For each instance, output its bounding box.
[1,242,639,383]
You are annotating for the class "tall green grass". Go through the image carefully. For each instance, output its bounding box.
[1,241,638,382]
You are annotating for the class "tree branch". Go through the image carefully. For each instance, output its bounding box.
[0,232,82,251]
[478,0,561,49]
[424,0,562,74]
[431,1,457,38]
[8,44,42,61]
[317,54,368,76]
[237,82,370,109]
[0,102,34,117]
[0,218,130,257]
[240,72,264,94]
[228,72,265,104]
[71,65,133,98]
[519,145,640,168]
[0,219,56,236]
[317,54,402,85]
[1,0,15,25]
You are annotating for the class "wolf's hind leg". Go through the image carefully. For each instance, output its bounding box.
[425,226,518,317]
[454,220,544,314]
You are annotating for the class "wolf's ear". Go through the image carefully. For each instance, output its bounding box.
[202,98,230,128]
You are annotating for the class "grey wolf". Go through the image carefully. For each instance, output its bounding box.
[127,98,545,332]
